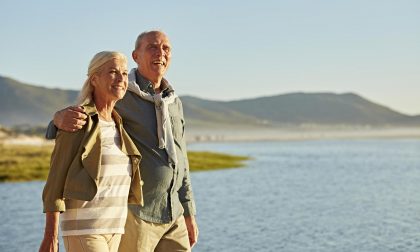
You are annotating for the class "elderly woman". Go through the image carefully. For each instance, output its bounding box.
[39,51,143,252]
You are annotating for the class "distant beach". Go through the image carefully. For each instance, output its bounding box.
[186,126,420,143]
[2,126,420,146]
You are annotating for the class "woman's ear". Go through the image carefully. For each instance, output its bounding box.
[90,74,98,87]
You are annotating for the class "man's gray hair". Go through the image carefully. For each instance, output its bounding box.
[134,30,165,50]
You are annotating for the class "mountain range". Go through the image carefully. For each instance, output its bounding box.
[1,75,419,128]
[0,76,78,127]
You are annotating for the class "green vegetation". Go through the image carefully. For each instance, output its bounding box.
[0,145,52,182]
[0,145,250,182]
[188,151,250,171]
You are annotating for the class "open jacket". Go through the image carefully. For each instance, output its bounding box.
[42,102,143,212]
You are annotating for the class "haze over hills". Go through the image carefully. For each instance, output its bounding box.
[0,76,78,126]
[1,75,419,128]
[181,93,420,127]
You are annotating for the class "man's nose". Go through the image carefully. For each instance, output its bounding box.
[156,47,166,57]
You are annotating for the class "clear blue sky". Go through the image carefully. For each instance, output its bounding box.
[1,0,419,114]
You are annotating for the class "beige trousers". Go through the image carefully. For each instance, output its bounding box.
[118,210,191,252]
[63,234,121,252]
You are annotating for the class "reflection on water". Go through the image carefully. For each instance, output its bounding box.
[1,139,420,252]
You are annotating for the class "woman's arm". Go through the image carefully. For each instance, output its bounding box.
[42,128,85,212]
[39,212,60,252]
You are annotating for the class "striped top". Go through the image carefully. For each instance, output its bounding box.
[61,119,132,236]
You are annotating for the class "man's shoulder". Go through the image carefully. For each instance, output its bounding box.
[117,91,147,106]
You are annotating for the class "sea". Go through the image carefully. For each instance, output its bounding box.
[1,139,420,252]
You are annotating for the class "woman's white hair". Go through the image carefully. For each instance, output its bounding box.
[76,51,127,105]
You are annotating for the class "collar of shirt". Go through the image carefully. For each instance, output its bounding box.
[134,70,174,98]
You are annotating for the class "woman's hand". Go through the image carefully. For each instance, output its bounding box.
[39,235,59,252]
[39,212,60,252]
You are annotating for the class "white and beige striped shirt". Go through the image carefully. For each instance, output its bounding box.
[61,119,132,236]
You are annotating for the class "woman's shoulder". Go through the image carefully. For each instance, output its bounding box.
[56,114,94,140]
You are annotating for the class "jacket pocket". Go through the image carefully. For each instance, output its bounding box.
[64,162,97,201]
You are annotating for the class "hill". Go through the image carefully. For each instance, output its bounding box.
[1,75,419,128]
[0,76,78,126]
[223,92,418,126]
[182,93,420,127]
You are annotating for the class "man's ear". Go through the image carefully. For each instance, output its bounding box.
[132,50,137,61]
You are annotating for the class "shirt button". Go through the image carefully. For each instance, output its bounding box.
[140,180,144,186]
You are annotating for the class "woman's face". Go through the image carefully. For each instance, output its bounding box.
[92,57,128,102]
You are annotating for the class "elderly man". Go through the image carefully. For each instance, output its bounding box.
[47,31,198,252]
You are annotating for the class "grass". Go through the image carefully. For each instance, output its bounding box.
[0,145,52,182]
[188,151,250,171]
[0,144,250,182]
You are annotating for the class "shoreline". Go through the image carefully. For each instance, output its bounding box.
[1,127,418,183]
[186,127,420,143]
[2,127,420,146]
[0,145,250,183]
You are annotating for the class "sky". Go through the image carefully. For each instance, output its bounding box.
[1,0,419,114]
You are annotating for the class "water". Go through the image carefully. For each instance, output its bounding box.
[1,139,420,252]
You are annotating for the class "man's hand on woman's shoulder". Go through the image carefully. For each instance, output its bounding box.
[54,106,87,132]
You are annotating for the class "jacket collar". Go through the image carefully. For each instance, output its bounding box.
[129,68,174,97]
[81,101,98,117]
[82,100,140,157]
[81,101,123,126]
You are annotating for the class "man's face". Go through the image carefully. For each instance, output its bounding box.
[132,32,172,81]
